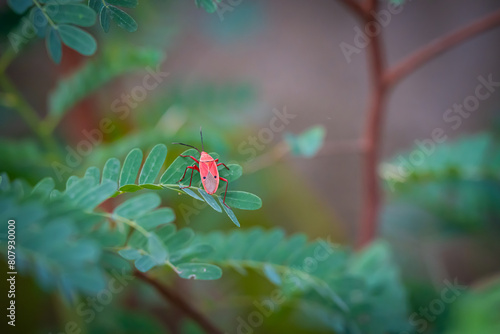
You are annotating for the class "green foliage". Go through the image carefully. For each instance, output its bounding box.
[89,0,138,33]
[445,278,500,334]
[0,173,107,297]
[118,224,221,280]
[48,47,163,118]
[285,125,326,158]
[7,0,97,63]
[382,133,500,232]
[0,139,53,183]
[195,0,221,13]
[195,228,409,333]
[0,141,262,297]
[6,0,141,63]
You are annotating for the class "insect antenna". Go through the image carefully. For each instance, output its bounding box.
[172,142,201,153]
[200,126,204,152]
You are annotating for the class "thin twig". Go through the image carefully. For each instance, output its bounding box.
[385,8,500,86]
[0,73,60,157]
[134,271,223,334]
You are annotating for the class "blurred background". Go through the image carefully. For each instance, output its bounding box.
[1,0,500,333]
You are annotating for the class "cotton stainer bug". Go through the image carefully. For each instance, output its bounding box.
[173,128,231,208]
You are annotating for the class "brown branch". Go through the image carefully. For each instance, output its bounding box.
[357,1,388,248]
[336,0,367,19]
[346,2,500,248]
[134,271,223,334]
[385,8,500,86]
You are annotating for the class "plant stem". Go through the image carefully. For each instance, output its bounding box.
[0,73,60,156]
[0,48,16,74]
[134,270,224,334]
[336,0,500,248]
[33,0,58,30]
[96,212,151,237]
[385,7,500,86]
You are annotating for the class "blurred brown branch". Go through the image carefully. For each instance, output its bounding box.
[337,0,500,248]
[134,270,224,334]
[385,8,500,86]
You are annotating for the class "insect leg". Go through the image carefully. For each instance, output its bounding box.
[179,155,200,164]
[217,162,230,170]
[219,177,230,208]
[178,164,194,183]
[180,165,200,190]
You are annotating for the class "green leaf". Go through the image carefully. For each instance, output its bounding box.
[99,6,111,33]
[176,263,222,280]
[46,28,62,64]
[64,177,94,202]
[156,224,177,242]
[48,47,163,116]
[119,148,143,187]
[88,0,103,12]
[224,191,262,210]
[58,25,97,56]
[102,158,121,183]
[118,248,141,260]
[85,166,100,186]
[7,0,32,14]
[32,177,55,198]
[263,264,282,285]
[136,208,175,230]
[181,187,203,201]
[107,0,138,8]
[139,144,167,185]
[113,193,161,219]
[197,188,222,212]
[164,228,194,253]
[285,125,326,158]
[194,0,218,13]
[77,180,117,210]
[108,5,137,32]
[134,255,156,272]
[219,164,242,182]
[160,149,199,185]
[217,196,240,227]
[148,233,168,264]
[66,175,79,189]
[170,244,214,264]
[48,4,97,27]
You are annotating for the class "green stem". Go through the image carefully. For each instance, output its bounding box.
[96,212,151,238]
[32,0,58,30]
[0,73,60,156]
[0,48,16,74]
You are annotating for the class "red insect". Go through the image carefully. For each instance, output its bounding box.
[173,128,230,208]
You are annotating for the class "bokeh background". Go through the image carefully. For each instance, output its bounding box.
[1,0,500,333]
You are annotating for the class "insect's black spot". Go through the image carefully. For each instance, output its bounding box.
[214,175,217,178]
[203,176,206,179]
